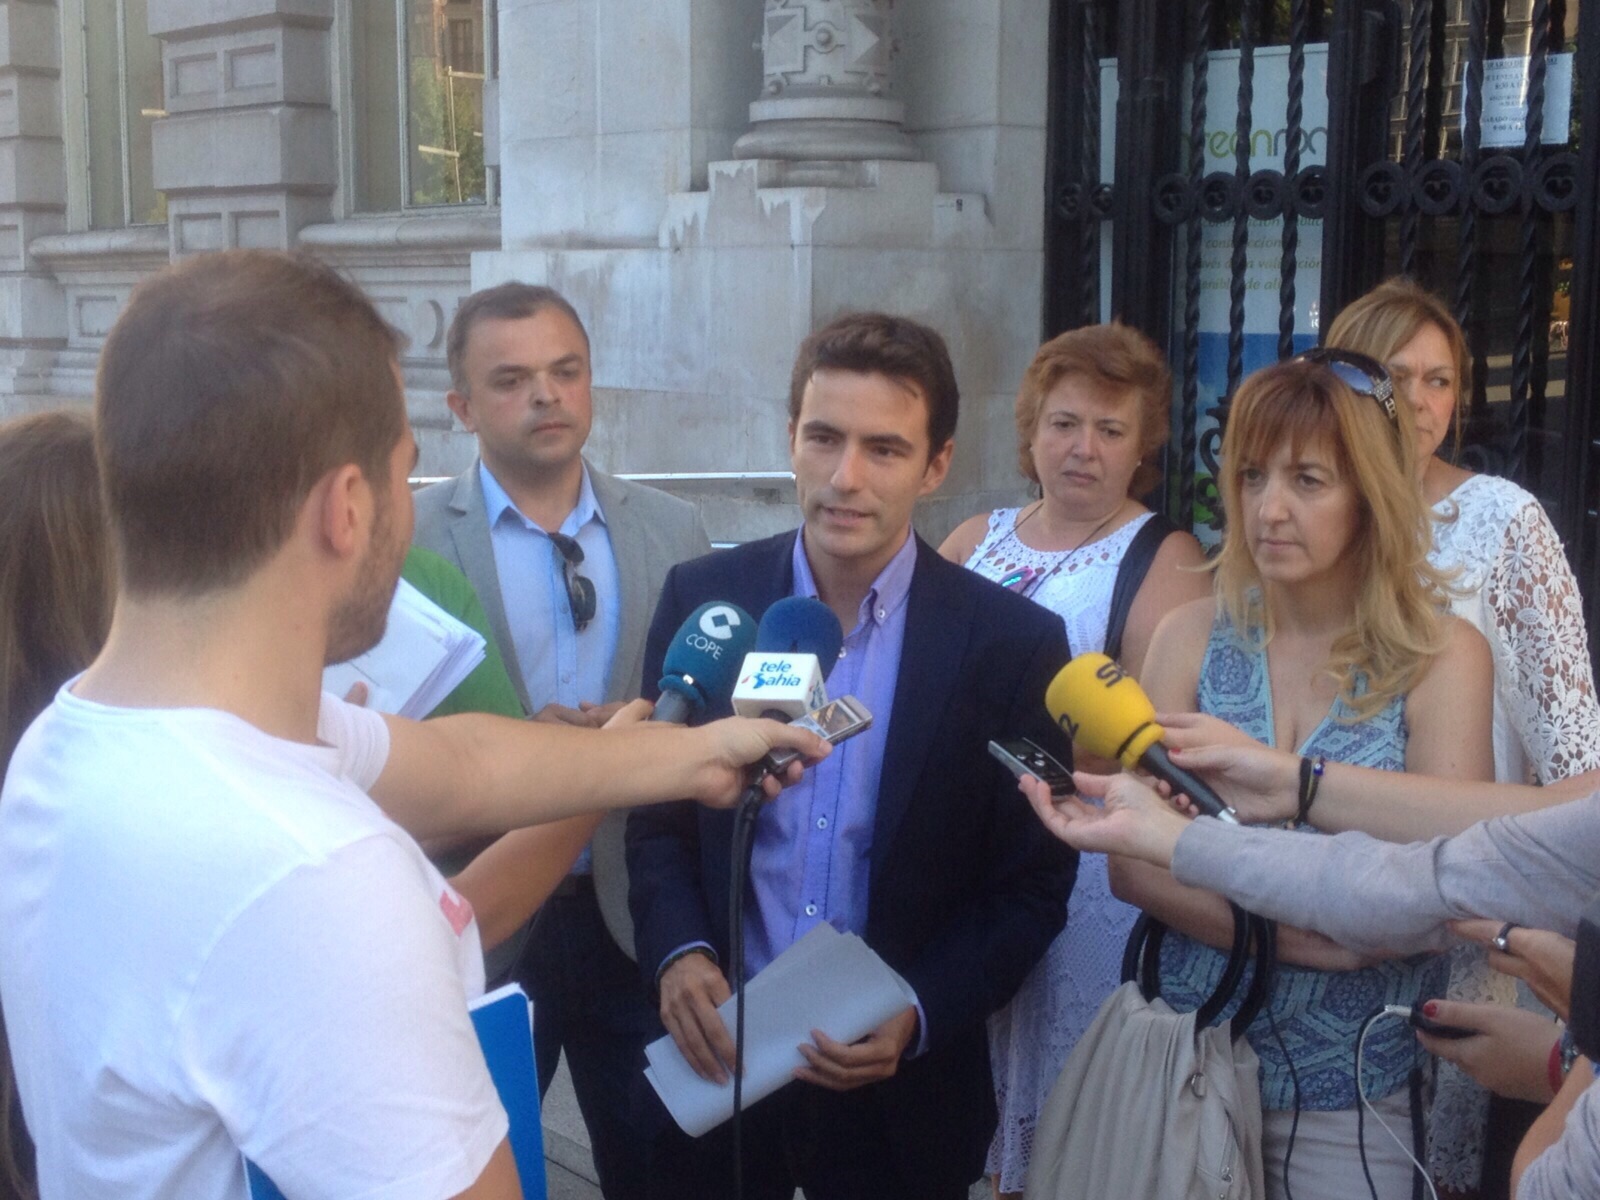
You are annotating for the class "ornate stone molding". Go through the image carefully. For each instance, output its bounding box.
[733,0,916,168]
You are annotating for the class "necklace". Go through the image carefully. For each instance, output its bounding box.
[997,500,1126,597]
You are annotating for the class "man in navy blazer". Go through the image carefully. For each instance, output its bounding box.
[627,313,1077,1199]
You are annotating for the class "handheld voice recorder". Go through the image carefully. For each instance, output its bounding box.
[988,737,1074,796]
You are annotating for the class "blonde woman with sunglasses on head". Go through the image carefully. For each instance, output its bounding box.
[1325,279,1600,1198]
[1121,353,1495,1200]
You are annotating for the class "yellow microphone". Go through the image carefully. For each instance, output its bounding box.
[1045,653,1239,823]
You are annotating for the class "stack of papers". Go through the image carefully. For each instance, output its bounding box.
[323,578,487,719]
[644,924,918,1136]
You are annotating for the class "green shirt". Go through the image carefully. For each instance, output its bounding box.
[400,545,524,720]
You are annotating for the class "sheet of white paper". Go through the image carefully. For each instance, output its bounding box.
[1460,53,1574,149]
[323,578,486,718]
[643,924,917,1137]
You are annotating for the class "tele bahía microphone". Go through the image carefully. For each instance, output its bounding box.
[651,601,756,724]
[1045,653,1240,823]
[730,597,845,721]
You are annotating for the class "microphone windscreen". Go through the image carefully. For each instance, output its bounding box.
[658,601,757,717]
[754,597,844,677]
[1044,653,1162,765]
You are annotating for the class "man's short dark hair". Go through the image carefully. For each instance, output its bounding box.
[788,313,960,453]
[446,282,589,392]
[95,250,405,597]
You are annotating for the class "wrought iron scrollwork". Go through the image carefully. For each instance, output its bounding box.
[1470,155,1524,214]
[1291,166,1326,218]
[1055,182,1086,221]
[1055,180,1116,223]
[1357,161,1408,216]
[1533,152,1578,212]
[1200,171,1240,221]
[1153,173,1194,225]
[1412,159,1464,216]
[1088,183,1116,219]
[1245,170,1289,220]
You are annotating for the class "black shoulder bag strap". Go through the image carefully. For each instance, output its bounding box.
[1123,904,1278,1043]
[1102,513,1181,664]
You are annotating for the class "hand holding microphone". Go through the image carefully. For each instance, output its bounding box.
[644,601,830,804]
[1045,653,1240,823]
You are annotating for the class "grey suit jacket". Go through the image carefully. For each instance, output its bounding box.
[412,459,713,959]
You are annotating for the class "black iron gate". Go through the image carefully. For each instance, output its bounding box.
[1046,0,1600,638]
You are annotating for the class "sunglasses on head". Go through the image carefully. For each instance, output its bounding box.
[548,532,597,633]
[1292,348,1398,424]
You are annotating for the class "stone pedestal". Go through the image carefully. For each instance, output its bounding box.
[149,0,336,254]
[474,0,1050,541]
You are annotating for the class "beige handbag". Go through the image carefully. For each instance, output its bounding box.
[1024,909,1275,1200]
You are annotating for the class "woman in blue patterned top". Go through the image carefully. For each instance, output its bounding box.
[1119,355,1495,1200]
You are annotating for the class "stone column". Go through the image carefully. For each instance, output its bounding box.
[0,0,67,375]
[148,0,336,255]
[733,0,917,175]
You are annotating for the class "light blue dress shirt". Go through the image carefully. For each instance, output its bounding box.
[748,532,927,1049]
[480,462,621,873]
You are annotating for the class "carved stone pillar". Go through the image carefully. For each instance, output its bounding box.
[149,0,337,255]
[733,0,916,169]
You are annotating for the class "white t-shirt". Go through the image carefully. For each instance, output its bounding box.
[0,688,507,1200]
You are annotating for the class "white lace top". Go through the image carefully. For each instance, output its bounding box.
[1429,472,1600,785]
[1425,472,1600,1191]
[966,506,1155,1192]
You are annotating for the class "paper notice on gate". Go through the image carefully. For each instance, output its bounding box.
[643,924,918,1137]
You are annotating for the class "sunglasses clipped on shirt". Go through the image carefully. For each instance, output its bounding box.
[1292,347,1399,424]
[548,532,597,633]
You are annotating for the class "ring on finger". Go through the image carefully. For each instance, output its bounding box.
[1492,921,1519,954]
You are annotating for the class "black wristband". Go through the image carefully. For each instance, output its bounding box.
[1295,755,1325,826]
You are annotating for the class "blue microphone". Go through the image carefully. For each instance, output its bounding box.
[753,596,844,673]
[651,601,757,725]
[731,598,845,720]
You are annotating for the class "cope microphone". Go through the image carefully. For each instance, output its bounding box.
[1044,652,1240,823]
[651,601,757,724]
[730,597,845,722]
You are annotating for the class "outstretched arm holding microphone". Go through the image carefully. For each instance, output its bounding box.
[1155,712,1600,840]
[1018,769,1600,1200]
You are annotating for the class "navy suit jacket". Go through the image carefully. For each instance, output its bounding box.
[626,531,1077,1183]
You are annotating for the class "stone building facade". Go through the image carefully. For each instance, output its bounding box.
[1,1,1050,542]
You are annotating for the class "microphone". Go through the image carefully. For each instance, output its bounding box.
[730,597,844,721]
[651,601,757,724]
[1044,653,1240,823]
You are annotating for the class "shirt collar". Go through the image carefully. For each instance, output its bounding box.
[790,529,918,634]
[479,460,607,537]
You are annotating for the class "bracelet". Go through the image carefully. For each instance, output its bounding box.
[1549,1035,1568,1097]
[1295,755,1325,826]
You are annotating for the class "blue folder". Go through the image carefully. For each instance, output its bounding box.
[245,983,546,1199]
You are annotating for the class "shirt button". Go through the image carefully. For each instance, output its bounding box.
[561,672,573,684]
[838,648,848,659]
[816,816,829,830]
[804,903,818,917]
[876,608,887,620]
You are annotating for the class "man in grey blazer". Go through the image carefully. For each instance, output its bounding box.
[413,282,710,1199]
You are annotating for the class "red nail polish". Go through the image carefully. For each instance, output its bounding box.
[1423,1001,1439,1017]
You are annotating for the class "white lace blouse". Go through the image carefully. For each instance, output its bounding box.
[1429,472,1600,784]
[1426,472,1600,1191]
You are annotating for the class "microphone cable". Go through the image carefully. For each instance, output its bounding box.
[1356,1007,1438,1200]
[726,780,765,1200]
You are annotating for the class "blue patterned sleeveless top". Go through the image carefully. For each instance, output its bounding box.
[1157,613,1449,1110]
